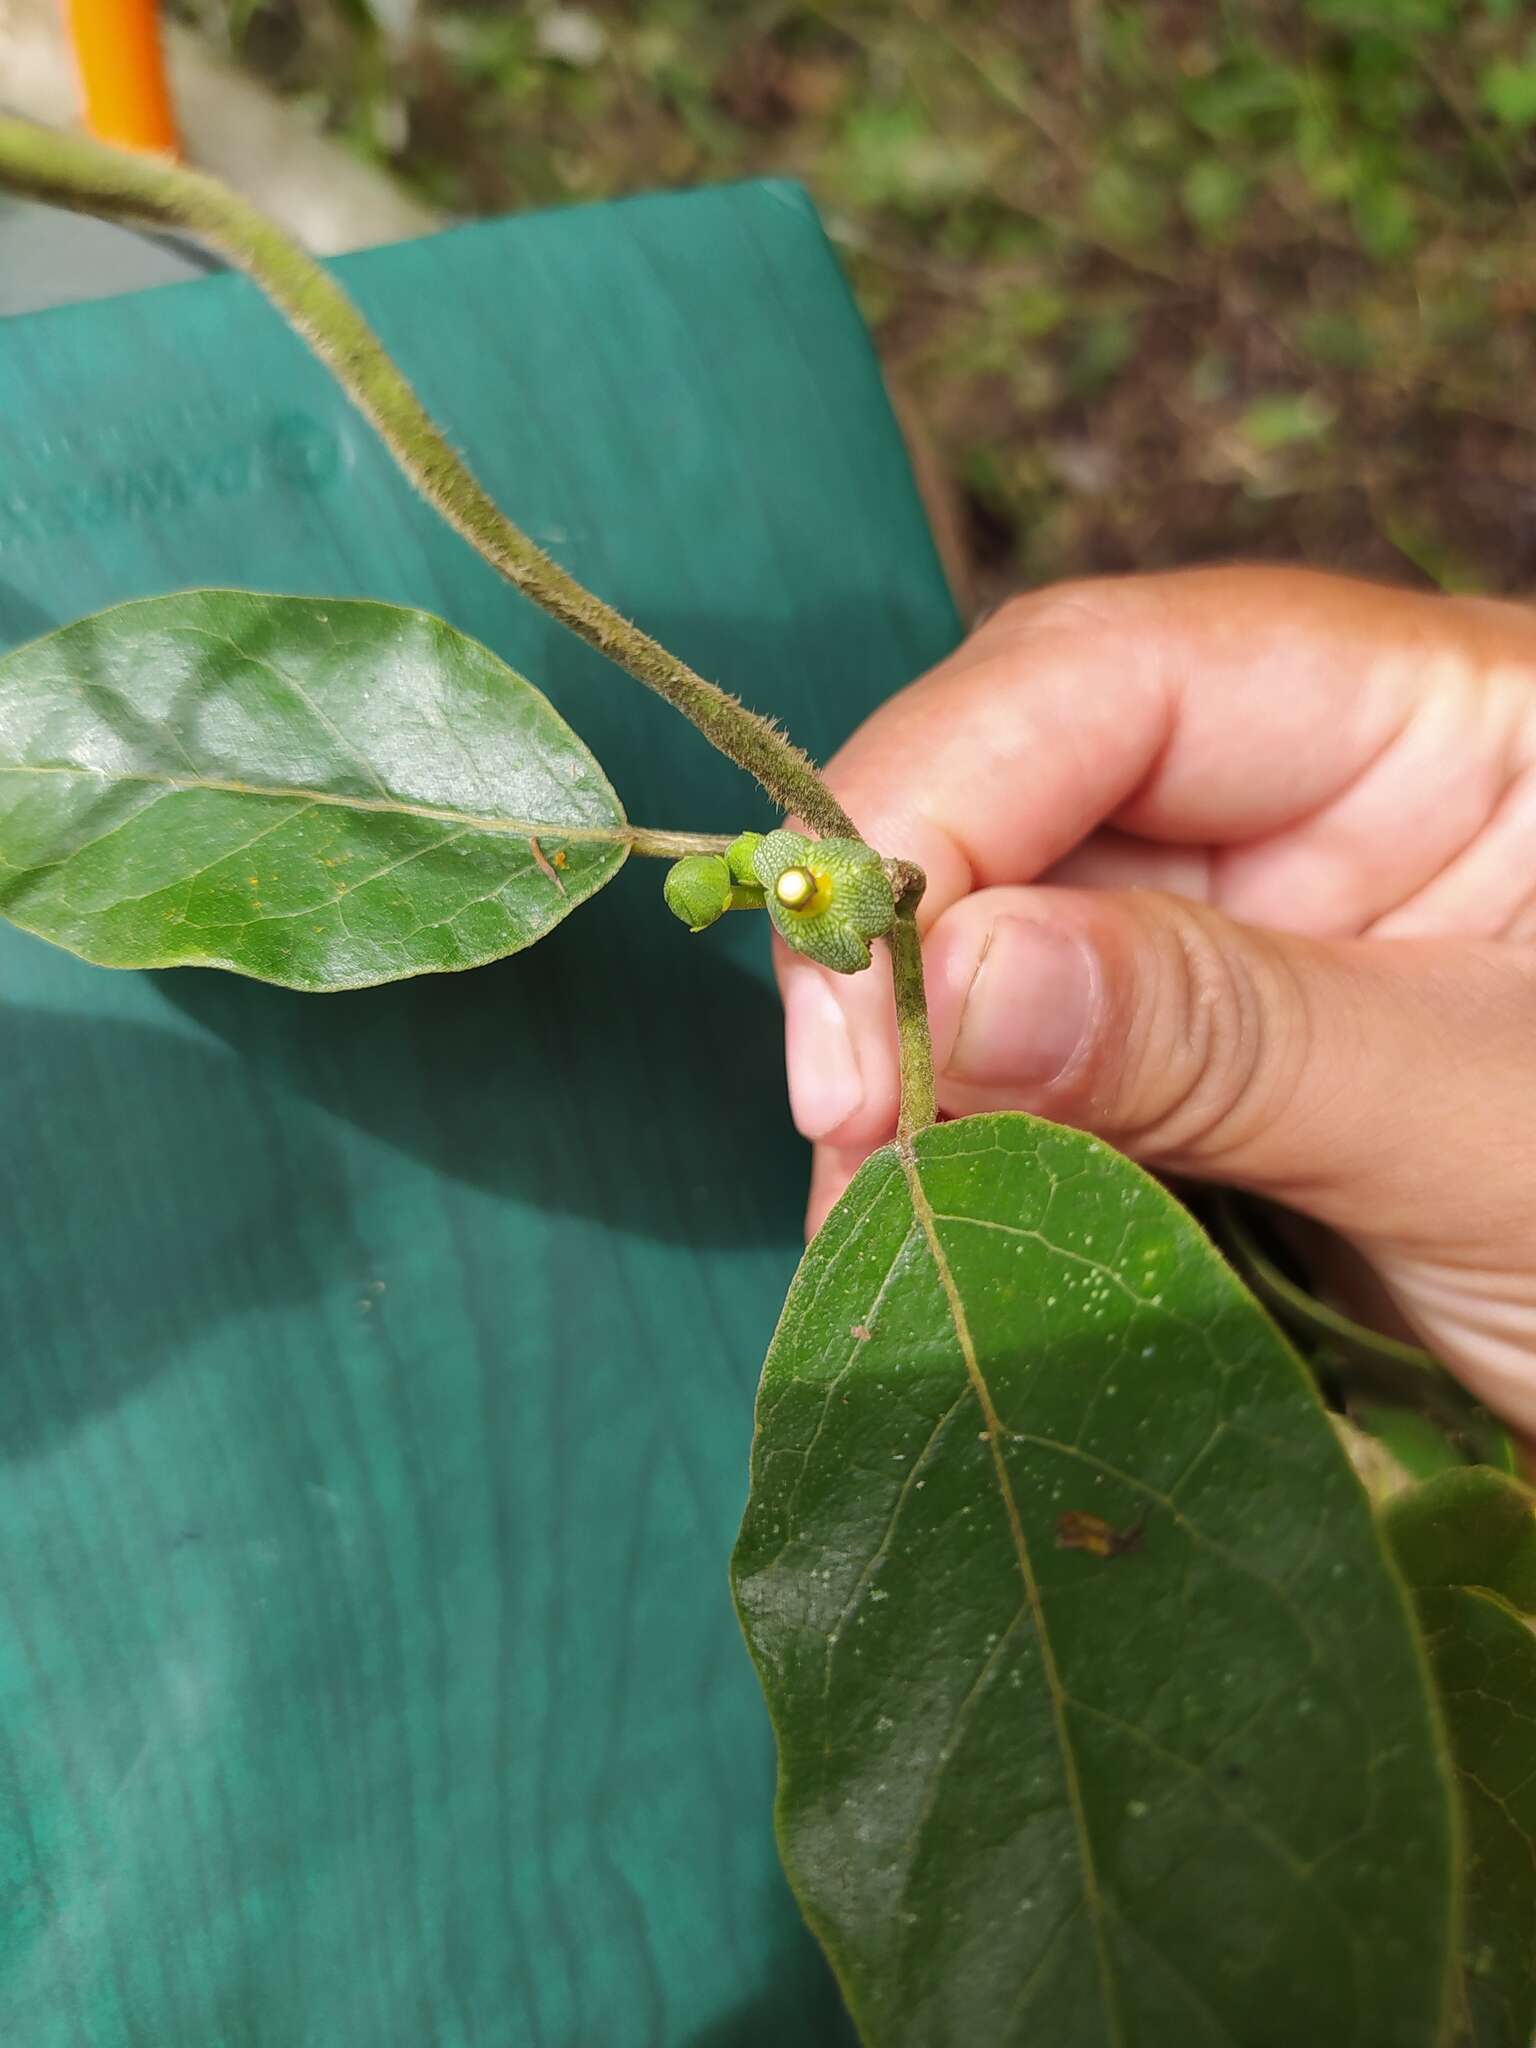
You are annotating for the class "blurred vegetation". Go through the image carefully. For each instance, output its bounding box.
[174,0,1536,608]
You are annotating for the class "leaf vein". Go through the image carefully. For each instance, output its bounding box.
[903,1147,1127,2048]
[0,762,629,843]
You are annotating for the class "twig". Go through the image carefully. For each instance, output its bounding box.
[889,872,934,1145]
[0,116,856,840]
[0,116,942,1137]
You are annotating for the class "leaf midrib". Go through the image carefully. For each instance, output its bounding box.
[900,1137,1126,2046]
[0,761,633,844]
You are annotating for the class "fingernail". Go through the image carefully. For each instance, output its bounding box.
[949,918,1095,1087]
[783,970,865,1140]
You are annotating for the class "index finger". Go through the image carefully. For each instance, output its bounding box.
[776,566,1533,1176]
[828,565,1512,915]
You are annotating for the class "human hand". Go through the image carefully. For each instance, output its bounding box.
[776,568,1536,1435]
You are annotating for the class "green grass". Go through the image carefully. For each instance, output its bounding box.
[176,0,1536,609]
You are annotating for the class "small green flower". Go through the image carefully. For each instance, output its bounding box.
[752,829,895,974]
[663,853,734,932]
[724,831,765,888]
[663,840,768,931]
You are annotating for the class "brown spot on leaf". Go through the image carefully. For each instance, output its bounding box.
[1056,1508,1147,1560]
[529,835,567,896]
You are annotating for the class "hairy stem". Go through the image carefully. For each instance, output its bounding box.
[0,116,941,1139]
[890,890,936,1145]
[0,116,854,838]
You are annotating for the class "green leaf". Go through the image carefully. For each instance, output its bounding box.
[734,1112,1456,2046]
[1085,161,1171,247]
[1301,309,1377,371]
[1180,159,1249,242]
[0,591,628,989]
[1069,311,1140,397]
[1307,0,1455,27]
[1479,56,1536,131]
[1297,106,1364,203]
[1349,1398,1495,1485]
[1180,58,1303,142]
[1387,1472,1536,2046]
[997,285,1070,341]
[1385,1467,1536,1624]
[1421,1588,1536,2046]
[833,100,990,211]
[1352,179,1419,263]
[1379,513,1491,598]
[1239,391,1338,451]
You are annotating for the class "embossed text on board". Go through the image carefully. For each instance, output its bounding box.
[0,407,343,556]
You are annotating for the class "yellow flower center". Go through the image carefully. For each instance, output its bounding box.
[774,864,829,915]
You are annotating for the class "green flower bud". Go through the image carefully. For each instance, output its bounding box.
[725,831,765,888]
[751,829,895,974]
[664,853,734,932]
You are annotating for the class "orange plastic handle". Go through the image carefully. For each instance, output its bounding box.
[62,0,180,156]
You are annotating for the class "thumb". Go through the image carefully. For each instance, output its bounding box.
[924,885,1536,1254]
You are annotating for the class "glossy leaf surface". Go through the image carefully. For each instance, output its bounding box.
[1387,1470,1536,2046]
[735,1112,1456,2047]
[0,590,627,988]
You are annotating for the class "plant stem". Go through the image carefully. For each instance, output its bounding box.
[890,893,936,1144]
[0,116,941,1141]
[0,116,855,839]
[628,827,736,859]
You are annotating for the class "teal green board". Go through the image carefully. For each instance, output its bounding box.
[0,185,959,2044]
